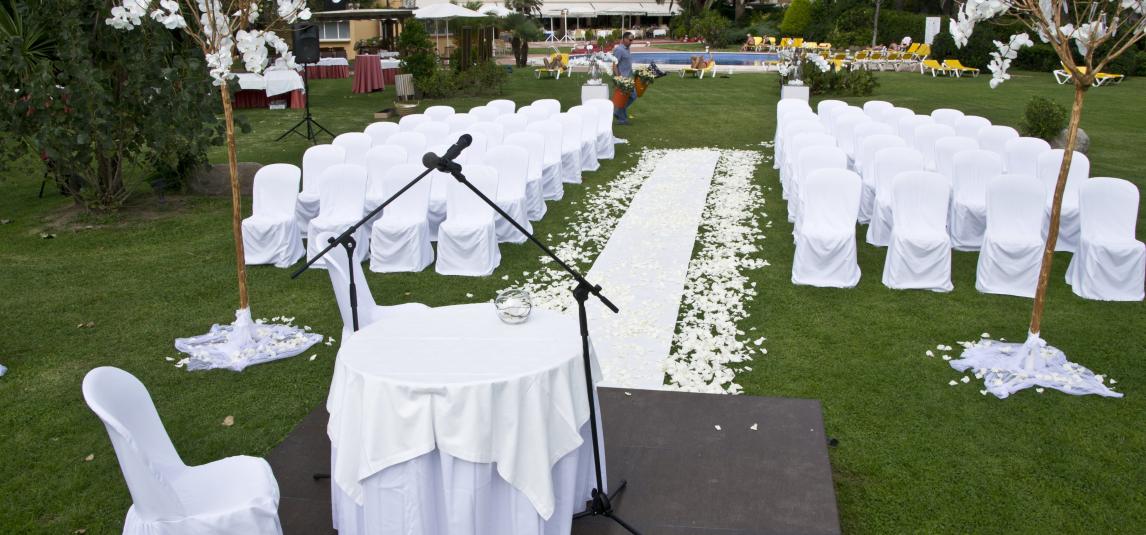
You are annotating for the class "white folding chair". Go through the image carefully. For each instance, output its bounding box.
[792,169,863,287]
[488,99,516,116]
[495,113,529,138]
[1004,136,1051,177]
[369,163,434,274]
[414,121,451,142]
[385,131,428,164]
[1036,149,1090,252]
[486,145,532,243]
[862,100,894,121]
[897,114,934,146]
[447,113,476,134]
[977,125,1020,168]
[933,136,980,180]
[857,134,906,224]
[1066,177,1145,301]
[469,105,500,122]
[867,147,925,247]
[470,121,505,146]
[792,145,848,231]
[782,132,836,202]
[424,105,455,122]
[296,144,346,235]
[975,174,1047,297]
[364,121,400,146]
[587,99,616,160]
[558,113,584,184]
[83,367,283,535]
[243,164,304,268]
[930,108,965,127]
[527,120,565,201]
[504,131,547,220]
[363,145,409,213]
[531,98,561,117]
[949,150,1003,251]
[955,115,991,139]
[333,132,373,168]
[882,171,953,291]
[436,164,501,276]
[912,123,956,170]
[569,105,600,172]
[307,164,369,268]
[398,113,429,131]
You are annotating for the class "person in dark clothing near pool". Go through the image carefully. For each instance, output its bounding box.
[612,32,635,125]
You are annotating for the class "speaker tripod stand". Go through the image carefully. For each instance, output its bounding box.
[276,64,332,143]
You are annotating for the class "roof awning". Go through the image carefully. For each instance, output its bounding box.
[595,2,645,14]
[539,3,599,16]
[312,8,414,20]
[539,2,681,16]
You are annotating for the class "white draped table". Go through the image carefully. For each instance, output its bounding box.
[326,303,605,535]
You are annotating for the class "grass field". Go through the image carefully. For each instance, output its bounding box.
[1,68,1143,533]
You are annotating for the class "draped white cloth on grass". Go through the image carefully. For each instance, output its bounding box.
[174,308,323,372]
[950,333,1122,399]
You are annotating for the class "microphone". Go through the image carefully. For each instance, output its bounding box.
[422,134,472,173]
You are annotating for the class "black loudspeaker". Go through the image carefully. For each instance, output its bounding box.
[293,23,320,64]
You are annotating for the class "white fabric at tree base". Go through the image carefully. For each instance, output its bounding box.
[243,164,305,268]
[326,304,601,521]
[975,175,1047,298]
[950,333,1122,399]
[174,308,323,372]
[882,172,953,292]
[329,424,597,535]
[1065,177,1146,301]
[792,169,862,288]
[586,150,720,389]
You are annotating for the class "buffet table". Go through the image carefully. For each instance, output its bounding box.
[232,69,305,109]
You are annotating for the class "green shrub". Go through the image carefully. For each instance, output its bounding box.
[796,62,879,96]
[1015,44,1062,72]
[1136,50,1146,76]
[779,0,812,37]
[416,68,457,98]
[1020,96,1067,141]
[722,27,749,47]
[397,20,437,87]
[690,10,731,46]
[929,31,957,61]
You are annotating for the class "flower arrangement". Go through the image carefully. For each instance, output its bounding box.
[634,66,657,84]
[612,75,636,92]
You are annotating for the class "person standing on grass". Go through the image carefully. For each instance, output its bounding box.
[612,32,635,125]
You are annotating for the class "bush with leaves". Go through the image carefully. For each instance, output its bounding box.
[691,10,732,47]
[398,20,437,87]
[794,62,879,96]
[501,13,543,67]
[930,31,958,61]
[779,0,812,37]
[1020,96,1067,141]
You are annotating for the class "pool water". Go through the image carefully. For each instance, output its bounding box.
[629,52,780,66]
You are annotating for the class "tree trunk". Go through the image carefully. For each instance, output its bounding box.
[734,0,744,22]
[1028,82,1086,335]
[218,82,250,311]
[872,0,882,48]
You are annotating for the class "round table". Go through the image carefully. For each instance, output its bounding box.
[353,54,386,93]
[326,303,605,534]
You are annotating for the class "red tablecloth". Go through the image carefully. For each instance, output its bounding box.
[233,89,304,109]
[306,65,350,79]
[353,55,385,93]
[382,67,397,85]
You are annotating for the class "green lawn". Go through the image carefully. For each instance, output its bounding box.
[1,69,1143,533]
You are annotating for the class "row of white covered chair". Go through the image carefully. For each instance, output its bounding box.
[243,98,617,277]
[780,98,1144,301]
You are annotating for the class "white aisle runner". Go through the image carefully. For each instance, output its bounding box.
[586,149,721,388]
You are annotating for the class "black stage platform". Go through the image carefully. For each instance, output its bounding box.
[267,388,840,535]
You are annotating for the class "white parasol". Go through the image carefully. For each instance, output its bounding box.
[413,4,486,58]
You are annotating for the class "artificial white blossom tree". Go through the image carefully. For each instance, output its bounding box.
[947,0,1144,397]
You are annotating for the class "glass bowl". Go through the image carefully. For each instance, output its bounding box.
[494,289,532,324]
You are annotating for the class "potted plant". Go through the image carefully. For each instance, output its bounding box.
[610,75,635,108]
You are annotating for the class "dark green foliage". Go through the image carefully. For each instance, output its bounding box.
[0,0,222,208]
[397,20,437,85]
[796,62,879,96]
[1015,44,1062,72]
[1020,96,1067,141]
[779,0,812,37]
[809,6,926,47]
[417,60,507,98]
[500,13,543,68]
[690,9,732,47]
[929,31,957,61]
[1137,50,1146,76]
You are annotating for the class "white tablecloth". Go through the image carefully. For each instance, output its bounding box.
[380,59,402,69]
[318,57,350,67]
[233,70,305,97]
[327,303,603,526]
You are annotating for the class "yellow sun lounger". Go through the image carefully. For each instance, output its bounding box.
[943,59,980,77]
[535,53,569,79]
[753,36,764,51]
[1053,65,1125,86]
[680,59,716,79]
[921,59,952,77]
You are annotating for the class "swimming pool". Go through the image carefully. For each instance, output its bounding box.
[628,51,780,66]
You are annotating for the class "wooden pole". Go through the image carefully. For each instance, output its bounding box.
[1028,81,1086,335]
[218,82,250,311]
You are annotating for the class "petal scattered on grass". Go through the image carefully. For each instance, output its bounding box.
[222,415,234,427]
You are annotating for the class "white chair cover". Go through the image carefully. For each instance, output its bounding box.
[447,113,476,134]
[793,169,862,287]
[470,105,500,123]
[569,105,600,172]
[307,164,370,268]
[458,130,490,165]
[527,120,566,201]
[363,145,409,213]
[385,131,428,164]
[364,122,400,146]
[521,105,551,124]
[1066,177,1145,301]
[398,113,429,132]
[83,367,283,535]
[775,108,818,169]
[1004,136,1051,177]
[369,163,434,275]
[243,164,304,268]
[882,171,953,291]
[867,147,925,246]
[862,100,894,121]
[782,132,836,199]
[879,107,915,129]
[558,113,584,184]
[912,123,957,170]
[930,108,965,127]
[949,150,1004,251]
[436,165,501,276]
[775,99,813,154]
[897,115,934,146]
[933,136,980,180]
[977,125,1019,167]
[504,131,548,220]
[324,230,430,340]
[1036,149,1090,252]
[424,105,455,122]
[779,119,828,194]
[792,146,848,231]
[531,98,561,117]
[495,113,529,138]
[297,144,346,234]
[470,121,505,146]
[816,99,847,128]
[488,98,517,116]
[857,134,906,224]
[851,122,896,169]
[828,106,864,132]
[975,174,1046,297]
[334,133,374,168]
[955,115,991,139]
[486,145,533,243]
[414,121,451,141]
[586,99,616,160]
[834,114,873,163]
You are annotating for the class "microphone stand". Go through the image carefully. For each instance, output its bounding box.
[433,154,640,534]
